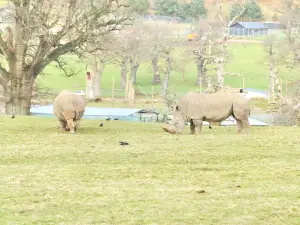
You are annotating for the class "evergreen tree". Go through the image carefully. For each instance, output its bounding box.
[185,0,207,18]
[229,0,263,21]
[155,0,179,16]
[244,0,264,20]
[128,0,149,15]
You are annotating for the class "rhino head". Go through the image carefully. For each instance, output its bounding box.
[161,105,185,134]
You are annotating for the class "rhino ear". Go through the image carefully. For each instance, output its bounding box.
[175,105,180,111]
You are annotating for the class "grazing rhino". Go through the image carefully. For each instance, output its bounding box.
[162,92,250,134]
[53,90,85,134]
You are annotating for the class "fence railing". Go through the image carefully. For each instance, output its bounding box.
[143,15,195,24]
[229,27,269,37]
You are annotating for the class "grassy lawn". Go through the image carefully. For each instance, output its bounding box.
[1,116,300,224]
[38,42,299,97]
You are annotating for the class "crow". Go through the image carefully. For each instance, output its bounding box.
[99,122,104,127]
[12,114,15,119]
[119,141,129,146]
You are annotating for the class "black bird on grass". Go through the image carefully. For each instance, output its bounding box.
[105,118,111,121]
[99,122,104,127]
[12,114,15,119]
[119,141,129,146]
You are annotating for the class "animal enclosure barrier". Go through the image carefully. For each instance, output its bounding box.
[229,27,268,37]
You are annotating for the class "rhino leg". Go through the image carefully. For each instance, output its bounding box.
[67,119,76,134]
[242,119,250,134]
[58,119,67,131]
[236,120,243,133]
[191,119,203,134]
[190,120,195,134]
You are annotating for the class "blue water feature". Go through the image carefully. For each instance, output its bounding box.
[30,105,142,121]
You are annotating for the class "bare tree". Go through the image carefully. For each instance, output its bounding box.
[109,32,130,89]
[172,47,192,82]
[190,20,220,88]
[264,37,283,101]
[143,22,173,85]
[272,0,300,121]
[213,0,245,89]
[160,45,173,97]
[112,22,152,87]
[84,33,116,99]
[0,0,131,115]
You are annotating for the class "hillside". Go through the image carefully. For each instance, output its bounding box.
[204,0,282,21]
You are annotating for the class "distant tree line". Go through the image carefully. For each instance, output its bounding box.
[129,0,207,18]
[129,0,264,21]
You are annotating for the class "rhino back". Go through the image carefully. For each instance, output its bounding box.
[53,91,86,119]
[181,92,240,121]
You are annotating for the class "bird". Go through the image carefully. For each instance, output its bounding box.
[114,118,119,120]
[99,122,104,127]
[209,125,212,129]
[12,114,15,119]
[105,118,111,121]
[119,141,129,146]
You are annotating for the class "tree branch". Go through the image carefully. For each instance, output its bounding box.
[0,30,13,60]
[0,63,10,91]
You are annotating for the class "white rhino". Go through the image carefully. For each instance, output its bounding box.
[53,90,85,134]
[162,92,250,134]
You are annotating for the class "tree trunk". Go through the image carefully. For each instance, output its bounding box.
[162,55,172,96]
[181,67,185,82]
[152,56,160,84]
[91,55,105,97]
[5,72,34,115]
[130,60,139,85]
[120,56,128,89]
[216,58,225,90]
[206,76,213,92]
[86,71,95,100]
[196,56,204,85]
[269,62,276,101]
[0,85,5,114]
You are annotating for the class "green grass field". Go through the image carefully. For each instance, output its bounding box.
[38,42,298,97]
[1,116,300,224]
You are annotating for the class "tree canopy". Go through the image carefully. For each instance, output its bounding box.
[128,0,149,15]
[155,0,206,18]
[230,0,263,21]
[0,0,131,114]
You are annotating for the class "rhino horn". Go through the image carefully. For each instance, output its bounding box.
[161,124,176,134]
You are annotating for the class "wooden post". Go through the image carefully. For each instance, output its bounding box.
[199,76,202,93]
[151,85,154,108]
[272,78,275,102]
[125,70,129,101]
[112,76,115,108]
[267,93,270,112]
[280,78,283,96]
[286,80,288,98]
